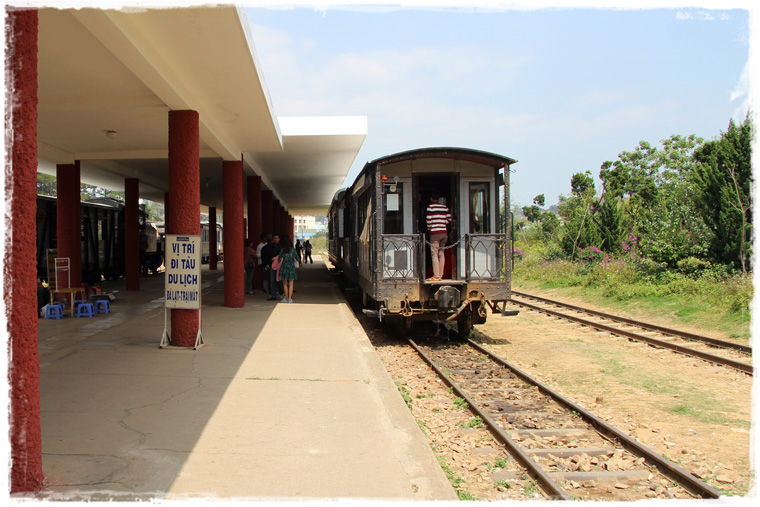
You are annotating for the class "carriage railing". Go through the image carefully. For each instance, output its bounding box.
[379,233,508,282]
[465,233,509,282]
[380,234,422,279]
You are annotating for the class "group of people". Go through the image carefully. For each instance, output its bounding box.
[244,234,313,303]
[241,193,451,302]
[295,239,314,265]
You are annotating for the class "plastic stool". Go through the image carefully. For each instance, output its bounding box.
[76,303,95,318]
[94,300,110,314]
[73,299,86,311]
[44,305,62,320]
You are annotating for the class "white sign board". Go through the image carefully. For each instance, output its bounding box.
[164,234,201,309]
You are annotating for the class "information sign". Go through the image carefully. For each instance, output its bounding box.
[164,234,201,309]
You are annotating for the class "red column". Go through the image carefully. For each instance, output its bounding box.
[168,110,201,347]
[56,162,81,289]
[272,199,281,237]
[163,191,170,235]
[247,176,262,290]
[209,207,217,270]
[125,178,140,290]
[261,190,273,236]
[280,207,288,240]
[223,161,244,307]
[6,8,44,494]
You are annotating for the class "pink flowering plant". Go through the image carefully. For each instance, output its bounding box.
[580,245,605,264]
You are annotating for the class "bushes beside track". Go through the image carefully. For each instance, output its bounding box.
[512,248,753,341]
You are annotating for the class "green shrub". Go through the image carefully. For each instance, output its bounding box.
[677,256,712,276]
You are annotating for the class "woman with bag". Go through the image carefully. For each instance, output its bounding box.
[276,236,298,303]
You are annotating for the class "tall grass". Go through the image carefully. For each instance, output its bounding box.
[513,251,753,341]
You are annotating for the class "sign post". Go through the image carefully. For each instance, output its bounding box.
[160,234,203,349]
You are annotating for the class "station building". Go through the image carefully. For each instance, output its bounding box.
[5,6,370,494]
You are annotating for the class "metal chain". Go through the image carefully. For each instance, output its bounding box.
[424,236,463,251]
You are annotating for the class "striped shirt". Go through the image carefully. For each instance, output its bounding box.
[426,202,452,234]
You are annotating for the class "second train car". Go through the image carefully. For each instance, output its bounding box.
[328,147,517,335]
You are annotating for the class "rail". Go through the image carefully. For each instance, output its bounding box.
[510,293,753,375]
[409,338,722,500]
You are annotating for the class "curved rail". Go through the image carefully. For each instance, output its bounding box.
[510,293,753,375]
[512,291,751,353]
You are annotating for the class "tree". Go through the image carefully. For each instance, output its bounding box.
[521,194,545,223]
[558,171,600,260]
[37,173,57,196]
[593,198,623,252]
[80,183,124,201]
[693,115,753,272]
[142,199,165,223]
[598,134,709,263]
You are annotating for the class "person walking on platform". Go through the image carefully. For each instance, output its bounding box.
[277,236,298,303]
[260,233,281,301]
[303,240,313,264]
[426,193,451,282]
[256,234,269,294]
[295,239,303,267]
[244,239,256,295]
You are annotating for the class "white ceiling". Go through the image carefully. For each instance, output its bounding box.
[35,6,366,216]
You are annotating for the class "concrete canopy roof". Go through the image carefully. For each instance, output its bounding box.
[35,6,366,217]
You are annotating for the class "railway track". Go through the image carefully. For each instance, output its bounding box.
[510,291,753,375]
[409,337,723,501]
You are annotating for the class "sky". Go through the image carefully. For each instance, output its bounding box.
[243,0,754,209]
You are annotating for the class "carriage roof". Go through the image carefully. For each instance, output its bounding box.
[363,147,517,172]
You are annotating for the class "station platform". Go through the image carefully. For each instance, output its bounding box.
[36,256,457,501]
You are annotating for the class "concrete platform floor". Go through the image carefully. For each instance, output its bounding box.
[34,256,457,501]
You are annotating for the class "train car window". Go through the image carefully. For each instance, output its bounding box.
[357,189,372,244]
[469,182,490,233]
[383,183,403,234]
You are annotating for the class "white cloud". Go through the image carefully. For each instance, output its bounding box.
[573,89,631,108]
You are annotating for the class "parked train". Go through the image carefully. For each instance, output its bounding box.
[328,147,517,335]
[153,221,223,264]
[36,195,162,285]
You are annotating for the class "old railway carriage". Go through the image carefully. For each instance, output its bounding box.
[327,188,352,272]
[329,147,517,334]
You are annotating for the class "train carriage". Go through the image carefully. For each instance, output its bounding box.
[36,195,161,284]
[200,221,224,264]
[327,187,352,272]
[329,147,517,335]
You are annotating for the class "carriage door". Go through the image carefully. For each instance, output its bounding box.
[460,180,496,280]
[414,174,458,280]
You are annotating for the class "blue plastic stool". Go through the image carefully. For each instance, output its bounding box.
[73,299,86,311]
[44,305,62,320]
[76,303,95,318]
[94,300,110,314]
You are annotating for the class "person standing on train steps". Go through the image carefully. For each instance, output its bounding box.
[426,193,451,282]
[244,239,256,294]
